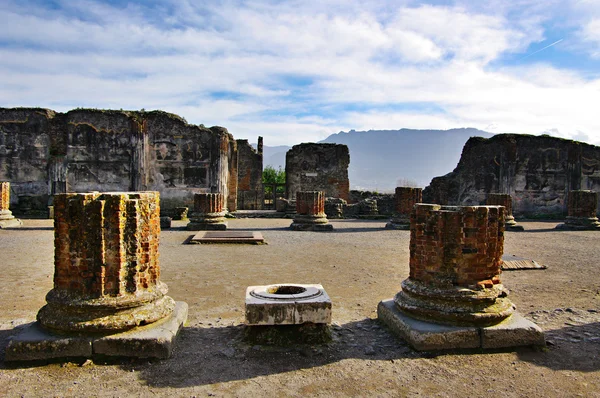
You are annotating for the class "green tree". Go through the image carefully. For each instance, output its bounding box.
[262,165,285,184]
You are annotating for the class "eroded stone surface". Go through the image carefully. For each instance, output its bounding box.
[290,191,333,231]
[187,193,227,230]
[555,190,600,230]
[245,284,332,326]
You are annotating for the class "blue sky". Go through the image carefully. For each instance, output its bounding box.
[1,0,600,146]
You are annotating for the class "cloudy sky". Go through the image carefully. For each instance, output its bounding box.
[1,0,600,146]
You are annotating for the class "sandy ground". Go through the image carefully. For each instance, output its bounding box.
[0,218,599,397]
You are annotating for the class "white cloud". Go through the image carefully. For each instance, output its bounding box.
[0,0,599,148]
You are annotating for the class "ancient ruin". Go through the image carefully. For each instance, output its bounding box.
[245,283,332,343]
[6,191,187,361]
[290,191,333,231]
[187,193,227,230]
[378,204,544,350]
[0,182,22,228]
[386,187,422,229]
[0,107,267,215]
[486,193,524,231]
[556,190,600,230]
[285,143,349,201]
[236,137,264,210]
[424,134,600,217]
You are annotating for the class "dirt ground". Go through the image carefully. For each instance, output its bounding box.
[0,218,599,397]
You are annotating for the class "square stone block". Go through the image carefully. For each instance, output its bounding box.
[245,284,331,325]
[378,299,545,351]
[5,302,188,362]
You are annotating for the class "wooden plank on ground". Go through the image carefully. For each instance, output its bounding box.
[501,254,547,270]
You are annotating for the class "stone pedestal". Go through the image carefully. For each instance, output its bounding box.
[378,204,544,350]
[245,284,332,344]
[386,187,422,230]
[556,190,600,230]
[486,193,524,231]
[0,182,22,228]
[187,193,227,230]
[6,192,187,361]
[290,191,333,231]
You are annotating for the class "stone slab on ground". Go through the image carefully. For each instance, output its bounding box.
[289,223,334,231]
[377,299,544,351]
[5,301,188,362]
[0,218,23,229]
[502,254,547,271]
[190,231,265,244]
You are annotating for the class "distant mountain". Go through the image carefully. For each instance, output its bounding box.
[261,128,492,191]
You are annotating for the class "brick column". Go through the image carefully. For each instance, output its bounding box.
[291,191,333,231]
[386,187,422,229]
[37,191,175,332]
[486,193,523,231]
[0,182,22,228]
[394,204,514,326]
[556,190,600,230]
[187,192,227,230]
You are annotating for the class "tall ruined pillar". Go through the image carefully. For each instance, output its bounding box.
[7,191,187,361]
[378,204,544,350]
[556,190,600,230]
[0,182,23,228]
[486,193,524,231]
[386,187,422,229]
[187,193,227,230]
[290,191,333,231]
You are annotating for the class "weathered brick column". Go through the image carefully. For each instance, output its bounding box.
[556,190,600,230]
[0,182,22,228]
[486,193,523,231]
[187,193,227,230]
[386,187,422,229]
[290,191,333,231]
[378,204,544,350]
[37,192,175,332]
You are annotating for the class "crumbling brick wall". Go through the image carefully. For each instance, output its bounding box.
[423,134,600,217]
[236,138,264,210]
[0,107,238,214]
[285,143,349,201]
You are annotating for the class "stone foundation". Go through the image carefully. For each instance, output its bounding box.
[556,190,600,230]
[386,187,422,230]
[486,193,524,231]
[6,191,187,361]
[0,182,22,228]
[378,204,543,350]
[187,193,227,230]
[290,191,333,231]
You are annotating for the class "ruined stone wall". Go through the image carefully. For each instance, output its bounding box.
[236,138,264,210]
[285,143,350,201]
[423,134,600,217]
[0,107,237,214]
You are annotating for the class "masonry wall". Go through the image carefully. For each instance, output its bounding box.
[285,143,350,201]
[0,108,237,214]
[423,134,600,217]
[236,138,264,210]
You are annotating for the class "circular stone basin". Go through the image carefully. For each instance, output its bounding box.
[250,284,323,301]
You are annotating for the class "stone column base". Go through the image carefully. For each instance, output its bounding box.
[187,221,227,231]
[555,217,600,230]
[290,221,333,231]
[377,299,544,351]
[385,217,410,230]
[6,301,188,362]
[0,217,23,229]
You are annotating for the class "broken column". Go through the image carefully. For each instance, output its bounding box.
[486,193,524,231]
[556,190,600,230]
[378,204,544,350]
[386,187,422,229]
[6,192,188,361]
[0,182,23,228]
[187,193,227,230]
[290,191,333,231]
